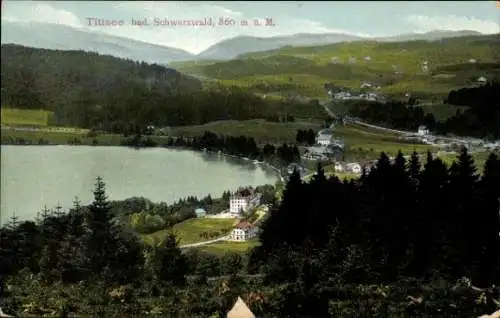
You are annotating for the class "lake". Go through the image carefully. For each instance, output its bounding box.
[0,146,279,225]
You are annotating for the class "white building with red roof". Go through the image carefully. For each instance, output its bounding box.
[228,221,258,241]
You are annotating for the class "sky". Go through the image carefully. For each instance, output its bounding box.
[2,1,499,54]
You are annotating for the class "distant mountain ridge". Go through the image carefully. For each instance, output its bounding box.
[1,21,196,63]
[1,20,488,63]
[198,30,484,60]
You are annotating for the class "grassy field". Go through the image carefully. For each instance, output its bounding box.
[2,128,123,145]
[171,35,500,101]
[170,119,323,144]
[196,239,260,256]
[1,108,54,127]
[437,151,493,174]
[142,218,238,246]
[335,124,435,157]
[0,127,175,146]
[1,117,435,161]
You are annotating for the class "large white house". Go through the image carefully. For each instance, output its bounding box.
[229,189,262,215]
[228,221,258,241]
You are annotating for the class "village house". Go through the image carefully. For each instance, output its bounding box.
[469,58,477,64]
[346,162,362,174]
[331,56,340,64]
[349,57,357,64]
[334,162,345,172]
[194,208,206,218]
[228,221,258,241]
[360,81,373,89]
[421,60,429,72]
[364,56,371,61]
[417,125,430,136]
[229,188,262,215]
[333,91,352,100]
[316,129,335,145]
[477,76,488,84]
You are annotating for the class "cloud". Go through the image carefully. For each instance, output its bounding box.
[2,1,83,28]
[404,15,500,34]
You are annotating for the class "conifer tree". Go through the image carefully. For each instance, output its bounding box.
[84,176,114,277]
[477,153,500,285]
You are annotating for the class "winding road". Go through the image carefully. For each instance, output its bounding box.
[179,235,230,249]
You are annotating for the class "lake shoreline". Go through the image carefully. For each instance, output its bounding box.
[1,145,284,224]
[1,128,287,182]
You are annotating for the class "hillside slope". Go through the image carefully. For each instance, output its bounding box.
[197,30,483,61]
[1,45,329,130]
[1,44,203,127]
[173,34,500,100]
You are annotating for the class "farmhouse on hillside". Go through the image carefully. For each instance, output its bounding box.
[229,188,262,215]
[228,221,258,241]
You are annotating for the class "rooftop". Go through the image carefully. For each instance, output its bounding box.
[236,221,254,230]
[232,188,259,199]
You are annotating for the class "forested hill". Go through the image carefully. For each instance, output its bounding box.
[1,44,328,131]
[0,44,202,128]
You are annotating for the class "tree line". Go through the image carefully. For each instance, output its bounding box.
[1,149,499,316]
[162,131,301,165]
[249,148,500,316]
[348,82,500,139]
[296,129,317,145]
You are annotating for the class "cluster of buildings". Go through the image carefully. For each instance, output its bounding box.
[328,81,386,103]
[225,188,263,241]
[402,125,500,152]
[334,161,363,174]
[330,55,372,64]
[302,129,345,162]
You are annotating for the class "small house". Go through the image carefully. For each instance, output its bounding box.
[477,76,488,84]
[334,162,345,172]
[360,81,373,89]
[417,125,430,136]
[317,134,334,146]
[346,162,362,174]
[469,59,477,64]
[364,56,371,61]
[195,208,206,218]
[331,56,340,64]
[229,221,257,241]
